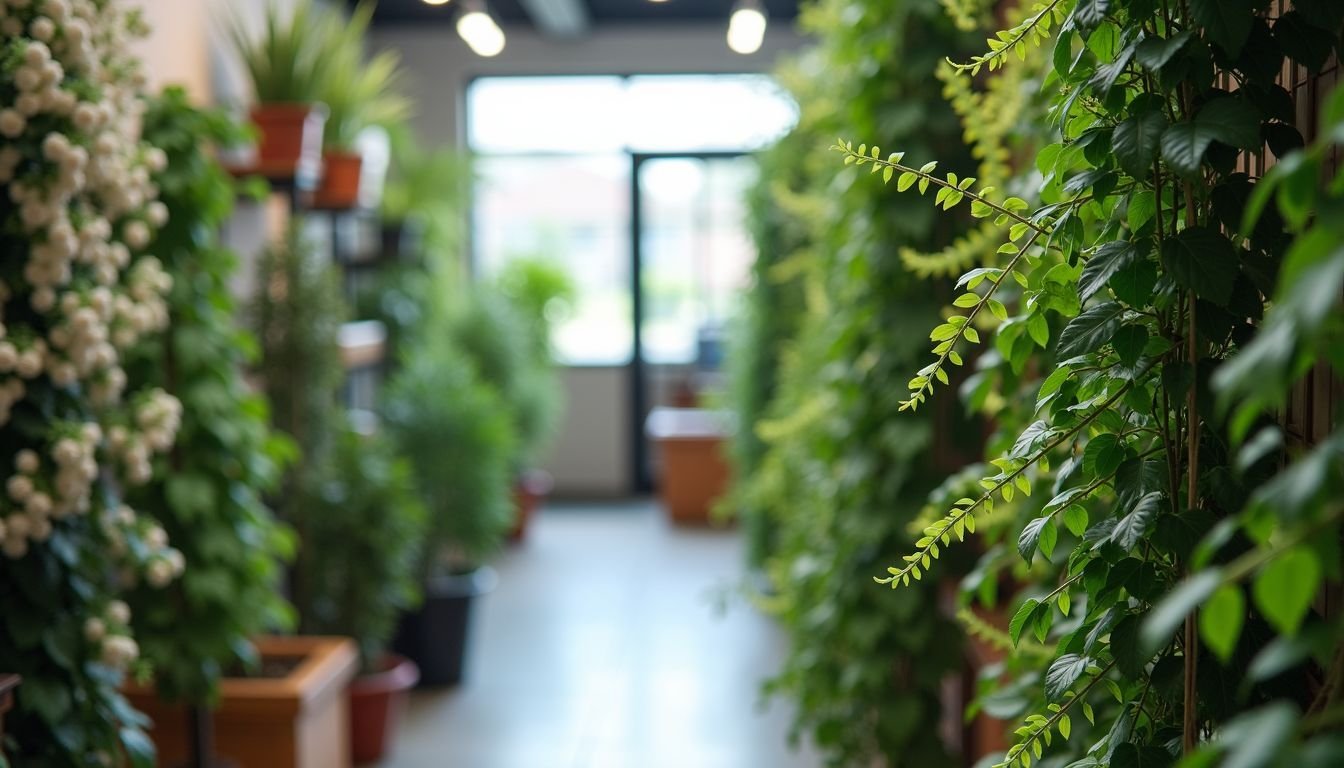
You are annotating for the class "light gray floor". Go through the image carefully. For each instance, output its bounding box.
[381,500,821,768]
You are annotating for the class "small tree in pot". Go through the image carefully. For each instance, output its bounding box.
[312,1,411,210]
[292,421,426,764]
[384,323,515,686]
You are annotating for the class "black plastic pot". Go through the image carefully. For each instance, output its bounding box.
[393,566,496,687]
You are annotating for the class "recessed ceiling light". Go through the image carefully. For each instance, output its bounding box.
[423,0,451,6]
[727,0,767,55]
[458,1,506,57]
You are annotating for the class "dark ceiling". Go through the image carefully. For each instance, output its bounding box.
[364,0,801,27]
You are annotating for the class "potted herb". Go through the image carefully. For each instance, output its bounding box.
[226,0,339,181]
[294,421,426,764]
[384,325,515,686]
[493,258,576,539]
[313,2,412,210]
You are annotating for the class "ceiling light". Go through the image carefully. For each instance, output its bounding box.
[727,0,767,55]
[422,0,451,6]
[457,1,505,57]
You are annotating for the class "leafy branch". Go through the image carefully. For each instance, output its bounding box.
[953,0,1068,76]
[878,374,1147,588]
[996,659,1116,768]
[832,141,1055,409]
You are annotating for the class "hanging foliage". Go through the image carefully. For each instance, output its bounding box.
[834,0,1344,765]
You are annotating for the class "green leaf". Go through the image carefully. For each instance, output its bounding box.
[1111,324,1149,367]
[1083,434,1124,478]
[1063,505,1089,537]
[1198,97,1263,151]
[1160,227,1238,306]
[1160,121,1214,176]
[1220,703,1299,768]
[1134,30,1192,70]
[1201,584,1245,663]
[1056,302,1123,359]
[1111,491,1164,551]
[1142,570,1223,655]
[1045,653,1090,700]
[1252,548,1322,636]
[1274,11,1335,73]
[1079,240,1141,301]
[1109,258,1158,307]
[1073,0,1110,30]
[1110,615,1147,678]
[1113,111,1166,178]
[1191,0,1254,55]
[1010,598,1042,646]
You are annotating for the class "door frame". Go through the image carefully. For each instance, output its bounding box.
[629,150,751,492]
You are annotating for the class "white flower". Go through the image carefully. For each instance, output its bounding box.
[123,220,149,250]
[1,536,28,559]
[0,109,26,138]
[106,599,130,625]
[6,475,33,501]
[28,516,51,541]
[99,634,138,667]
[29,16,54,41]
[15,450,38,474]
[146,558,172,587]
[5,514,30,540]
[144,525,166,549]
[83,617,105,642]
[24,491,51,518]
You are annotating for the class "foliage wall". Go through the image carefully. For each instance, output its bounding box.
[735,0,985,763]
[0,2,185,764]
[122,88,294,705]
[828,0,1344,766]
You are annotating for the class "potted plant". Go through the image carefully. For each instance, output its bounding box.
[379,128,468,261]
[226,0,340,181]
[492,258,576,540]
[384,324,515,686]
[312,3,412,210]
[293,422,426,764]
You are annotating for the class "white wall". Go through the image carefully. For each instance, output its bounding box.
[372,22,804,496]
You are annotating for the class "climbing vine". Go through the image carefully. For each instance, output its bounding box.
[834,0,1344,766]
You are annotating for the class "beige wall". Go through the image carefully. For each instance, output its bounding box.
[129,0,309,105]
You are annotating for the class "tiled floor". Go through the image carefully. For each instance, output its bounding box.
[381,500,821,768]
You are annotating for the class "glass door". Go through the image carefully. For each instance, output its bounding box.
[632,153,759,490]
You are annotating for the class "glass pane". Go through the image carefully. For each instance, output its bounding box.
[468,76,628,154]
[638,156,758,366]
[474,155,633,365]
[624,75,797,152]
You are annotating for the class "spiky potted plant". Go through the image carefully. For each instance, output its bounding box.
[226,0,340,183]
[312,2,411,210]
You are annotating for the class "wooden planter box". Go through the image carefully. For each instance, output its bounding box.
[125,636,359,768]
[645,408,732,525]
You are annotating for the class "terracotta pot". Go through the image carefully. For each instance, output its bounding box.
[349,654,419,765]
[125,636,359,768]
[508,468,554,542]
[249,103,326,184]
[313,150,364,210]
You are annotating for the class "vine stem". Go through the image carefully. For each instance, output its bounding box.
[907,228,1044,409]
[832,145,1048,233]
[1004,659,1119,767]
[881,370,1153,586]
[952,0,1066,73]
